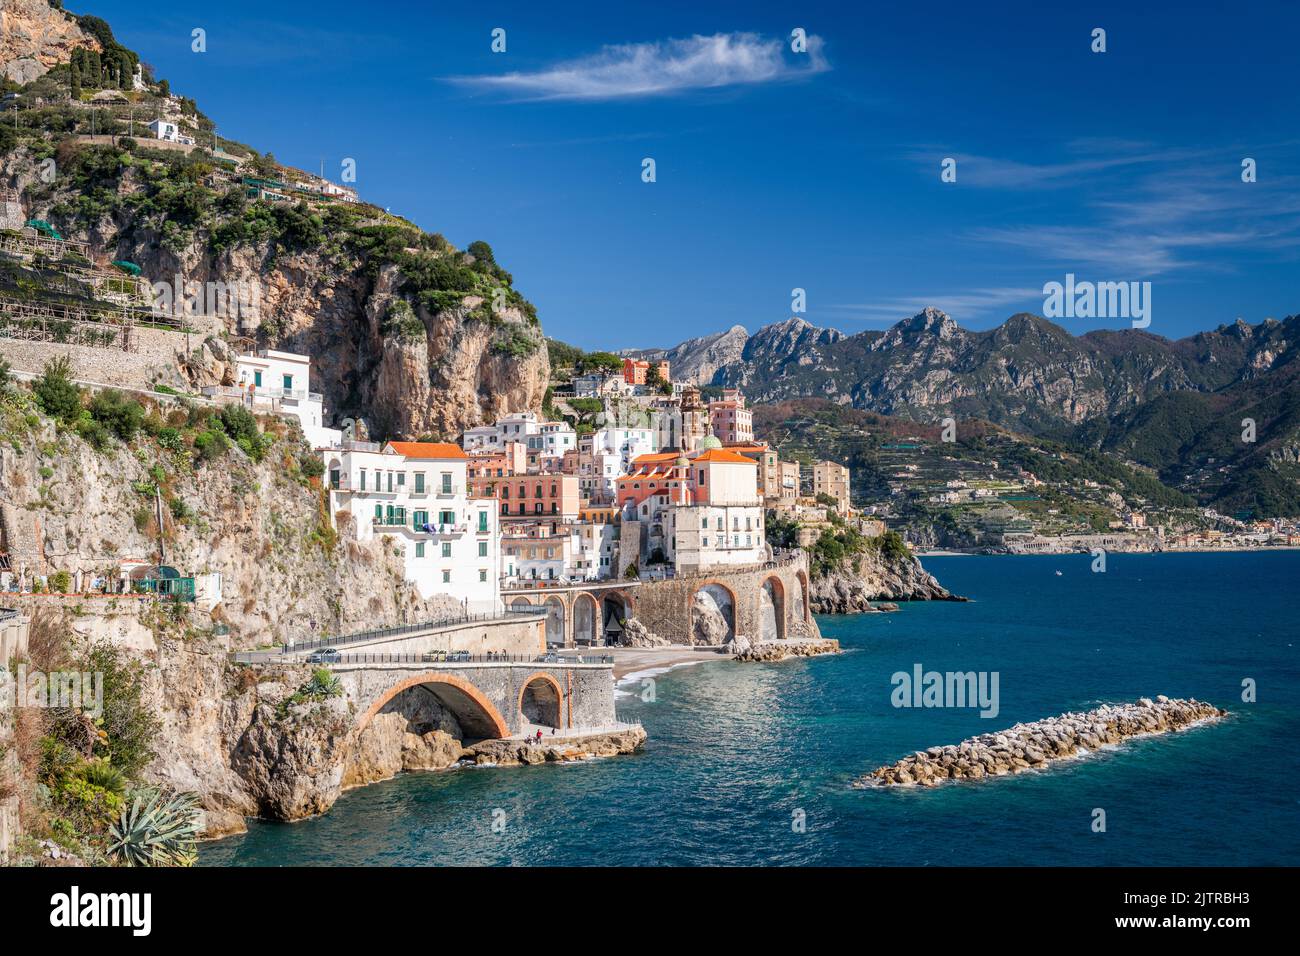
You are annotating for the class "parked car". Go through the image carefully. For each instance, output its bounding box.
[422,650,447,663]
[306,648,342,664]
[447,650,470,662]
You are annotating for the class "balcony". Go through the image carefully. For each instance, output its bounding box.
[434,484,462,498]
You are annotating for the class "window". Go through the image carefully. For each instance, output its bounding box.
[282,373,293,391]
[442,570,451,583]
[479,569,487,582]
[253,370,262,388]
[359,469,367,491]
[374,504,382,521]
[386,472,393,493]
[413,510,428,529]
[442,543,452,558]
[441,472,452,494]
[478,511,489,532]
[415,542,425,558]
[439,510,455,525]
[397,472,406,488]
[478,542,488,557]
[502,486,509,498]
[330,469,340,489]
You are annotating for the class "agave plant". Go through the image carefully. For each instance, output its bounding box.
[107,789,201,867]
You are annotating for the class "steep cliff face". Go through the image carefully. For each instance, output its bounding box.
[1,0,99,83]
[3,136,550,441]
[0,405,461,644]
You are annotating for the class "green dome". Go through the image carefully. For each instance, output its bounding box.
[699,435,723,450]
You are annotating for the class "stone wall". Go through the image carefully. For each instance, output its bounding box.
[0,607,31,664]
[630,554,815,645]
[298,616,545,658]
[0,326,200,392]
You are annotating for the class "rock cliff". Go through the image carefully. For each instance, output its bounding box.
[1,0,99,83]
[810,548,958,614]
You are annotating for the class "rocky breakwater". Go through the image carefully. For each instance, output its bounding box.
[467,726,647,766]
[856,696,1226,788]
[730,636,840,662]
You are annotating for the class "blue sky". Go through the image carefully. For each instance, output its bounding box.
[85,0,1300,349]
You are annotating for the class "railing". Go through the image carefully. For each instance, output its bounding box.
[317,652,616,666]
[228,605,549,660]
[0,608,19,623]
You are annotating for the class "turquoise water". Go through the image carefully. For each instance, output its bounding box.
[202,552,1300,866]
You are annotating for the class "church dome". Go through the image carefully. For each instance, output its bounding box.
[699,435,723,451]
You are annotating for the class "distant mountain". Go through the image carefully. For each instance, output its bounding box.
[660,307,1297,428]
[645,308,1300,515]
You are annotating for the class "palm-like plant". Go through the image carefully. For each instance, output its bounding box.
[107,789,201,867]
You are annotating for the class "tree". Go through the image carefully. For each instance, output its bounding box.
[34,356,83,424]
[645,364,673,396]
[583,351,624,376]
[466,240,496,265]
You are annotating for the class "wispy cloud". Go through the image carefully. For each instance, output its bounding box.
[827,287,1042,325]
[449,32,829,101]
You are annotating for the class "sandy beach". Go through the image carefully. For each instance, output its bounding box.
[558,646,730,680]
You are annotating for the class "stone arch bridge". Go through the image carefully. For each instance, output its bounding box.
[503,554,814,647]
[332,658,618,739]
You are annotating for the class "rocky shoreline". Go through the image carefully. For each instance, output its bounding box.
[810,549,965,614]
[856,696,1226,788]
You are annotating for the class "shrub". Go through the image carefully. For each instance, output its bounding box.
[299,455,324,479]
[33,357,83,424]
[50,570,72,593]
[156,427,183,451]
[192,429,229,463]
[88,388,146,442]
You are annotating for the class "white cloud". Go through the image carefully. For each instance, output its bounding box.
[449,32,828,101]
[827,288,1042,325]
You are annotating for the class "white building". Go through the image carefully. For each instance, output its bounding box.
[533,421,577,461]
[324,441,501,612]
[201,350,341,448]
[462,411,541,452]
[146,118,195,146]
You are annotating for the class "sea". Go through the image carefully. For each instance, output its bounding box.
[201,551,1300,866]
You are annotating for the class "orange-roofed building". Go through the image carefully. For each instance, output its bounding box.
[617,441,767,572]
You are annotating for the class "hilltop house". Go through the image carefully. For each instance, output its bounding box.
[146,118,195,146]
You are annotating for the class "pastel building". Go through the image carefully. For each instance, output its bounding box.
[812,459,852,513]
[324,441,501,612]
[709,389,753,445]
[622,358,670,386]
[617,442,766,572]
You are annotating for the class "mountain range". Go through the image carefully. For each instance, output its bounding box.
[633,308,1300,516]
